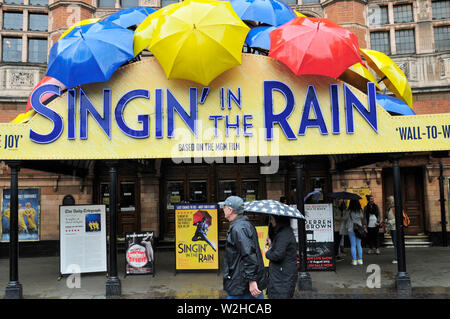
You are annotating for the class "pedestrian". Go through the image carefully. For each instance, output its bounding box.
[264,215,298,299]
[384,195,398,264]
[338,200,348,255]
[221,196,267,299]
[364,194,382,255]
[345,199,367,265]
[333,199,345,261]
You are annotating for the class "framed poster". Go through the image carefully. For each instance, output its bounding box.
[175,204,218,271]
[305,203,335,271]
[59,205,107,275]
[125,231,155,276]
[1,188,40,242]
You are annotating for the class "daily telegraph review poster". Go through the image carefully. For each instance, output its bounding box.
[175,204,218,270]
[305,203,335,270]
[59,205,107,274]
[1,188,40,242]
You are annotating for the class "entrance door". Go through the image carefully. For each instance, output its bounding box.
[383,167,425,234]
[100,179,140,237]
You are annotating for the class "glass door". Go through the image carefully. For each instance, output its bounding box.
[166,181,185,236]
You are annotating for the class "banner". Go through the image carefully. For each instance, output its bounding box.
[255,226,270,267]
[0,55,449,160]
[305,203,335,270]
[59,205,107,274]
[1,188,40,242]
[175,204,218,270]
[125,231,155,275]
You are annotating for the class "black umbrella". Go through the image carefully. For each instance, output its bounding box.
[244,200,305,219]
[326,192,362,200]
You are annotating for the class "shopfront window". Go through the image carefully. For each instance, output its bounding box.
[242,179,258,202]
[167,181,184,209]
[100,183,110,207]
[120,182,135,211]
[189,180,207,203]
[218,180,236,201]
[310,177,326,202]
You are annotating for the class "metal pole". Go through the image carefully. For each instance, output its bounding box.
[106,160,121,297]
[392,155,411,290]
[4,161,23,299]
[439,159,448,247]
[295,158,312,291]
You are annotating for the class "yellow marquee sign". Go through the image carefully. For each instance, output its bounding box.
[0,54,449,160]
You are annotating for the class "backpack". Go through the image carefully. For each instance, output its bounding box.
[393,208,411,228]
[402,210,410,228]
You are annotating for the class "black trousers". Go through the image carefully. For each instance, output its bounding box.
[367,227,379,249]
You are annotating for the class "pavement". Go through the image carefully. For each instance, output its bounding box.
[0,246,450,299]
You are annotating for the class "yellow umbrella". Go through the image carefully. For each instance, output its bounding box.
[133,3,183,56]
[147,0,250,86]
[360,48,413,108]
[339,62,381,93]
[59,18,100,40]
[10,110,35,124]
[294,10,306,17]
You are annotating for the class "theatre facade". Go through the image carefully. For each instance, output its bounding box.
[0,53,449,249]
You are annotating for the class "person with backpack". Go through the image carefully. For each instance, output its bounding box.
[384,196,398,264]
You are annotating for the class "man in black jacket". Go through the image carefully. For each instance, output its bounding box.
[221,196,267,299]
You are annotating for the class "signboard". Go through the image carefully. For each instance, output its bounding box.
[0,55,448,161]
[255,226,270,267]
[305,203,335,270]
[125,231,155,276]
[59,205,107,275]
[1,188,40,242]
[175,204,218,271]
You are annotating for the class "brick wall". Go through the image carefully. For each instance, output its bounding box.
[413,92,450,115]
[324,0,368,48]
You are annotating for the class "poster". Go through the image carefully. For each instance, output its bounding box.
[1,188,40,242]
[175,204,218,270]
[255,226,270,267]
[59,205,107,275]
[345,187,371,209]
[305,203,335,270]
[125,231,155,275]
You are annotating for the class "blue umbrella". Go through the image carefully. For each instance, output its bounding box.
[228,0,296,26]
[376,94,415,115]
[103,6,156,29]
[304,190,322,203]
[46,21,135,89]
[245,25,275,50]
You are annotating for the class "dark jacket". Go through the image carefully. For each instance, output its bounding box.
[223,215,267,296]
[265,225,298,299]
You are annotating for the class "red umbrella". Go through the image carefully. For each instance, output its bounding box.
[193,211,212,226]
[269,17,364,78]
[26,76,66,112]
